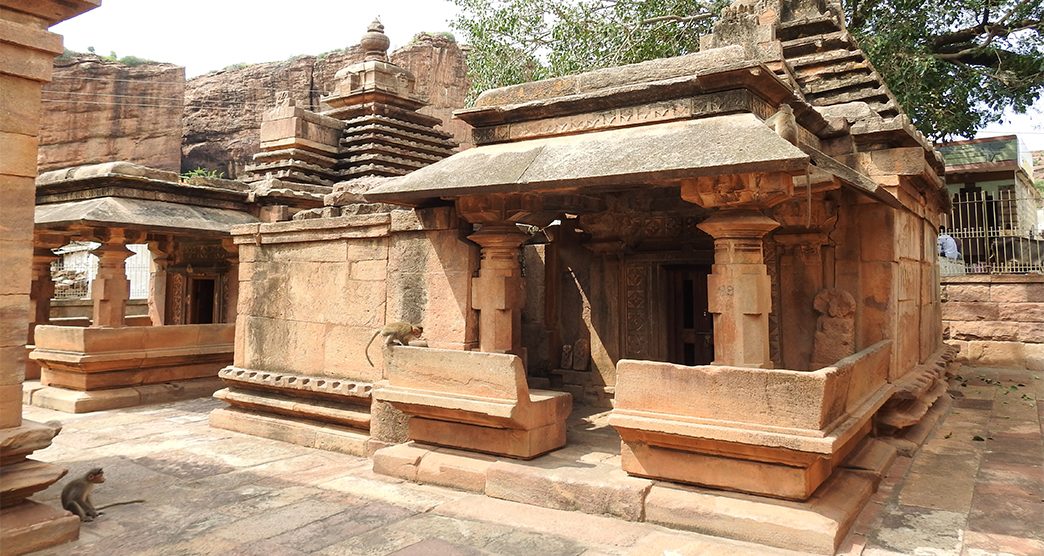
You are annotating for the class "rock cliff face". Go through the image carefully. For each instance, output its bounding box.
[39,55,185,172]
[183,34,471,178]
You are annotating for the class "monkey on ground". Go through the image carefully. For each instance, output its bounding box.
[365,321,423,366]
[61,467,144,522]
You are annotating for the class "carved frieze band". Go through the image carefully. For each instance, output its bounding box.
[473,89,775,144]
[219,367,373,401]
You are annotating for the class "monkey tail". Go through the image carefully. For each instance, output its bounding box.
[94,500,145,510]
[365,329,380,367]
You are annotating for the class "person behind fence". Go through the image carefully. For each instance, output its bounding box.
[938,226,960,259]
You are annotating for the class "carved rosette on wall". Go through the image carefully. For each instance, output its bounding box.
[624,264,649,358]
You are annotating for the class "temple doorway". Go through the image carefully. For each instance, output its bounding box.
[666,265,713,366]
[189,277,216,324]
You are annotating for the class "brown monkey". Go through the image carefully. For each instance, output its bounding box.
[365,321,423,366]
[61,468,144,522]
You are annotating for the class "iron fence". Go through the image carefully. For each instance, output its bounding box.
[50,244,152,300]
[945,188,1044,275]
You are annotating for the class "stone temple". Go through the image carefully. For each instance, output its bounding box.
[1,0,984,554]
[206,0,953,552]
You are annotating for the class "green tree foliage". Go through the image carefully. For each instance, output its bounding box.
[451,0,1043,140]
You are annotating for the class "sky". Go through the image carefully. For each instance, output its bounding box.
[51,0,1043,151]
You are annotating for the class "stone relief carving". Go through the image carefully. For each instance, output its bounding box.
[170,273,185,325]
[624,265,649,358]
[810,288,856,368]
[559,343,574,370]
[572,339,591,371]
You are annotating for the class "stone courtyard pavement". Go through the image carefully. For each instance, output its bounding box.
[22,367,1042,556]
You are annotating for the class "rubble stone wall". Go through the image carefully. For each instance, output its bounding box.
[39,55,185,172]
[942,275,1044,370]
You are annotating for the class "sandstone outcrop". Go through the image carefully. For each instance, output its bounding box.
[38,54,184,172]
[184,34,470,178]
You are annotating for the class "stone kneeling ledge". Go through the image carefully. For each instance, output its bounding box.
[374,346,572,459]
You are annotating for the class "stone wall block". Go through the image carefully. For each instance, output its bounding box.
[350,259,387,281]
[0,74,41,136]
[990,283,1044,303]
[0,242,32,297]
[950,321,1019,342]
[857,205,895,262]
[321,324,383,382]
[942,302,998,322]
[1018,323,1044,344]
[998,303,1044,322]
[943,284,990,303]
[262,241,348,263]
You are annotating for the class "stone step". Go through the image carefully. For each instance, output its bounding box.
[26,378,223,414]
[644,471,876,555]
[208,407,372,457]
[485,459,653,521]
[215,387,371,430]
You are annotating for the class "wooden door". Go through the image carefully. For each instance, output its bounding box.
[667,266,714,366]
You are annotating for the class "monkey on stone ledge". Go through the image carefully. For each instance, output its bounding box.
[365,321,423,366]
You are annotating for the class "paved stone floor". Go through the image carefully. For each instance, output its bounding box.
[22,367,1042,555]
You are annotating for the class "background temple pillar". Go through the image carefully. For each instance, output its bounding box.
[90,236,133,328]
[697,210,780,368]
[468,224,528,355]
[25,247,59,380]
[146,239,172,326]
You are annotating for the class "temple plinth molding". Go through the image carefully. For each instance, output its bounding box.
[468,224,529,355]
[89,240,134,328]
[696,210,779,368]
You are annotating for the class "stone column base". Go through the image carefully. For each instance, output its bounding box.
[0,500,80,556]
[23,378,223,413]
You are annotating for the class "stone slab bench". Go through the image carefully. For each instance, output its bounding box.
[609,340,893,500]
[374,346,572,459]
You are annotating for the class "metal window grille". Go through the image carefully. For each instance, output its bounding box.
[50,244,152,300]
[126,244,151,299]
[51,250,97,300]
[946,188,1044,275]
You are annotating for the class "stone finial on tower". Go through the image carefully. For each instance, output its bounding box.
[361,19,390,61]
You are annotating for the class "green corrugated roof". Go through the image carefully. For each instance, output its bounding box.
[939,137,1019,167]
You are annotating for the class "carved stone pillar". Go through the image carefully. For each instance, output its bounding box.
[468,224,528,354]
[222,238,239,325]
[697,210,780,368]
[146,240,172,326]
[90,239,133,328]
[1,2,100,553]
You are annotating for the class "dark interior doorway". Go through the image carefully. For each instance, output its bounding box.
[189,278,216,324]
[667,265,713,366]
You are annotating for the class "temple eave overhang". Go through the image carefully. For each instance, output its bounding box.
[366,113,810,204]
[35,197,259,236]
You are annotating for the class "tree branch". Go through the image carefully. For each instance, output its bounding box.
[638,13,715,26]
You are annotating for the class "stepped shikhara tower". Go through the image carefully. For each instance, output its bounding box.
[241,20,457,206]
